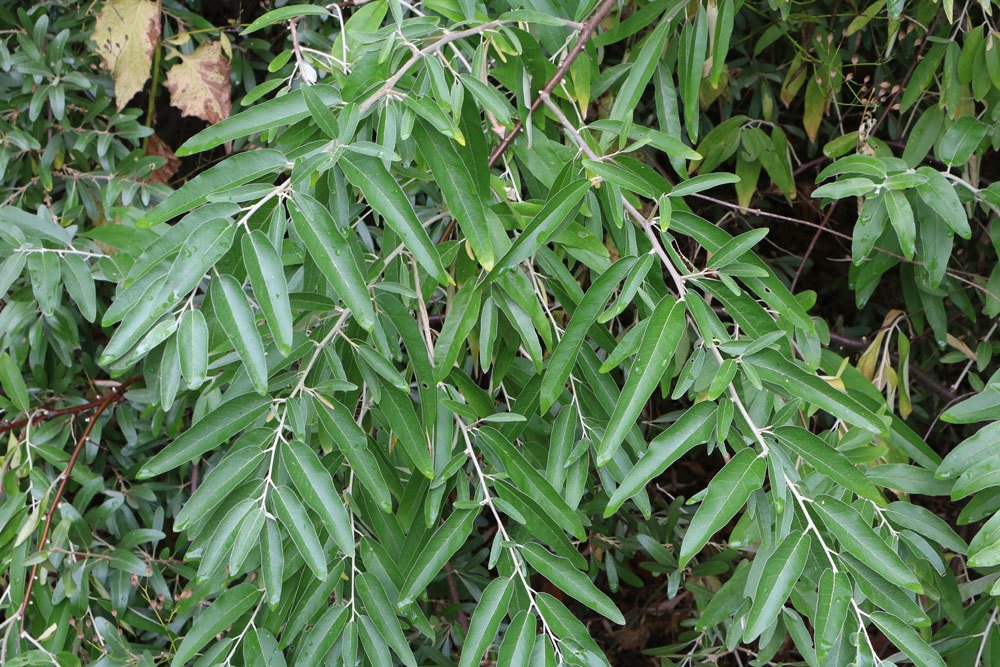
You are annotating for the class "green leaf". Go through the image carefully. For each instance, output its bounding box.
[459,577,513,667]
[915,167,971,239]
[140,151,287,226]
[357,572,418,667]
[670,172,740,197]
[295,604,349,667]
[60,254,96,322]
[541,256,639,412]
[175,429,270,530]
[481,179,591,287]
[282,438,355,558]
[742,349,886,433]
[811,177,876,200]
[211,274,269,395]
[434,281,481,383]
[398,509,475,608]
[742,531,811,641]
[139,394,271,478]
[814,569,852,657]
[340,153,449,285]
[772,426,886,506]
[414,121,497,270]
[706,229,768,269]
[289,193,375,331]
[812,495,922,593]
[170,583,261,667]
[314,395,392,513]
[375,386,434,478]
[241,5,331,35]
[242,231,293,355]
[935,116,988,167]
[597,296,685,465]
[261,519,284,605]
[678,449,765,567]
[884,189,915,259]
[0,352,29,413]
[176,87,341,155]
[101,219,236,365]
[271,485,327,581]
[869,612,946,667]
[26,251,60,317]
[177,309,209,389]
[521,543,625,624]
[610,19,671,122]
[605,401,718,516]
[497,610,536,667]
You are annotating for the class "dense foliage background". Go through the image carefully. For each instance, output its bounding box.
[0,0,998,664]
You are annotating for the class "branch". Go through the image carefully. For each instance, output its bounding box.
[827,332,960,403]
[18,378,137,632]
[0,389,132,436]
[486,0,618,168]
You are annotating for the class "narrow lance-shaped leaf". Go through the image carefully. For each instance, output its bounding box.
[270,485,327,581]
[742,349,886,433]
[869,611,946,667]
[742,531,811,641]
[340,153,449,285]
[314,395,393,513]
[811,494,923,593]
[177,309,209,389]
[605,401,718,516]
[170,583,261,667]
[598,296,686,465]
[541,256,639,413]
[138,394,271,478]
[357,572,418,667]
[521,543,625,624]
[414,120,498,270]
[211,274,269,395]
[459,577,513,667]
[772,426,887,506]
[815,569,852,657]
[242,230,293,355]
[679,449,766,568]
[282,438,355,558]
[140,150,287,227]
[398,509,476,607]
[481,179,591,287]
[289,193,375,331]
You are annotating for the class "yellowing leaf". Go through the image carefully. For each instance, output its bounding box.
[92,0,161,110]
[803,75,828,143]
[164,41,232,125]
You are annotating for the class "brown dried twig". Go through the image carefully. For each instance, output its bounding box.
[487,0,618,168]
[18,378,137,632]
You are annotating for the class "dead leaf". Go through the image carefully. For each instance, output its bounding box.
[93,0,161,110]
[144,135,180,184]
[164,41,231,125]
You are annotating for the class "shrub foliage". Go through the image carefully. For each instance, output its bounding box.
[0,0,998,665]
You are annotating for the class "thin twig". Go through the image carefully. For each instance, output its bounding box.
[487,0,618,167]
[18,378,137,631]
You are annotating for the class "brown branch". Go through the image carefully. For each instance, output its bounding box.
[827,332,959,403]
[0,391,132,436]
[791,201,838,292]
[18,378,136,631]
[486,0,618,168]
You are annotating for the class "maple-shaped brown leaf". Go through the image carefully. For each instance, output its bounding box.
[144,135,180,184]
[92,0,161,110]
[164,41,232,125]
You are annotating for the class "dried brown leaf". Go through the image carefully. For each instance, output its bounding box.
[164,41,232,125]
[92,0,161,110]
[144,135,180,184]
